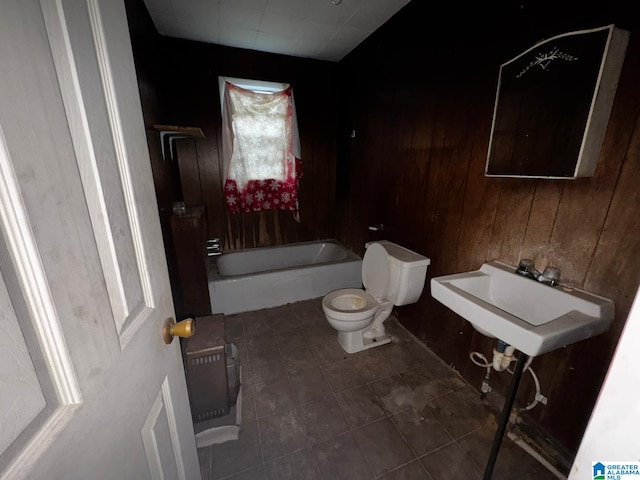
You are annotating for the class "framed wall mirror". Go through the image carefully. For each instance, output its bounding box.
[485,25,629,178]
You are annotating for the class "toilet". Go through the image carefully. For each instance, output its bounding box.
[322,240,431,354]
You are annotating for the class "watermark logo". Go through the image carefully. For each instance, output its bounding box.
[593,462,640,479]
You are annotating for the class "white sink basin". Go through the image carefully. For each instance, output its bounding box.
[430,261,615,356]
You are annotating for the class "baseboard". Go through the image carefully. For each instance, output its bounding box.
[507,414,573,479]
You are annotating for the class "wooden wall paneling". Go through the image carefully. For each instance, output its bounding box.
[310,131,335,240]
[264,210,278,246]
[248,212,260,248]
[453,121,501,274]
[547,178,615,286]
[343,103,380,252]
[369,105,391,233]
[295,74,336,242]
[361,98,387,251]
[371,108,393,235]
[543,58,638,286]
[400,93,438,256]
[224,210,289,249]
[347,134,368,254]
[547,116,640,447]
[434,98,475,270]
[276,211,290,244]
[283,209,305,243]
[422,95,448,266]
[585,124,640,326]
[297,126,314,238]
[439,97,500,378]
[391,102,420,247]
[484,179,535,266]
[393,93,439,345]
[249,212,260,248]
[398,93,472,368]
[240,202,256,248]
[517,182,564,264]
[422,96,494,371]
[146,131,173,215]
[536,335,610,452]
[209,93,231,247]
[582,39,640,310]
[540,104,640,453]
[195,133,225,242]
[338,113,362,253]
[451,100,508,384]
[170,207,211,318]
[280,211,292,244]
[176,139,202,207]
[226,213,242,251]
[421,100,458,269]
[249,212,260,247]
[385,91,417,247]
[239,213,251,248]
[365,104,392,234]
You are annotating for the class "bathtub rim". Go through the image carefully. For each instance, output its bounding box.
[207,238,361,279]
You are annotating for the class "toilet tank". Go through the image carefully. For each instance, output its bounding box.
[369,241,431,306]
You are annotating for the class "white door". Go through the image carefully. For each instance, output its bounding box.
[0,1,200,479]
[569,284,640,476]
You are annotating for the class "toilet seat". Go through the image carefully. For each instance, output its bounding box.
[361,243,390,300]
[322,288,378,321]
[322,243,390,322]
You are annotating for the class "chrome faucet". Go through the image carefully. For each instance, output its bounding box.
[206,238,223,257]
[515,259,561,286]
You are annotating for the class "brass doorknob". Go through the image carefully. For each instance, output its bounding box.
[163,317,195,344]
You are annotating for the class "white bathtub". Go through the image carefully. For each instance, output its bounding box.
[207,240,362,314]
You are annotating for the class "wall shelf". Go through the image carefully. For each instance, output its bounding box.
[152,124,205,161]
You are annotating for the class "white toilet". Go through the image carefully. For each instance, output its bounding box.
[322,240,431,354]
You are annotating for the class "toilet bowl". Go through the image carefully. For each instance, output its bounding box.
[322,241,430,354]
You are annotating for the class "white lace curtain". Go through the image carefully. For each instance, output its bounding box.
[221,80,302,219]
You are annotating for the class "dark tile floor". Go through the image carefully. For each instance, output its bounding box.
[196,298,558,480]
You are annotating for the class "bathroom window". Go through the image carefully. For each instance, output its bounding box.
[219,77,302,220]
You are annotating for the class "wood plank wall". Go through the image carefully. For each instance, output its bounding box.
[336,1,640,454]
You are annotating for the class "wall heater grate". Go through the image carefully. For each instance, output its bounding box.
[183,314,231,422]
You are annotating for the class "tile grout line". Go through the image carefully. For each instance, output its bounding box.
[293,301,387,478]
[327,371,378,479]
[454,426,495,473]
[209,302,505,480]
[283,304,323,477]
[241,314,266,478]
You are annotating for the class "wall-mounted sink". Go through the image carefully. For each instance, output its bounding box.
[430,261,615,356]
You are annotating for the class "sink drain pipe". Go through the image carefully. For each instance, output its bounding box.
[484,350,530,480]
[470,344,548,478]
[470,345,545,410]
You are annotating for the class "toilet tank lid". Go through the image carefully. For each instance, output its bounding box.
[366,241,431,267]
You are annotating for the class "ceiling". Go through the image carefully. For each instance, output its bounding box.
[142,0,412,62]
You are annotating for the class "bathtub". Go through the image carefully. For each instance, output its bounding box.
[207,240,362,314]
